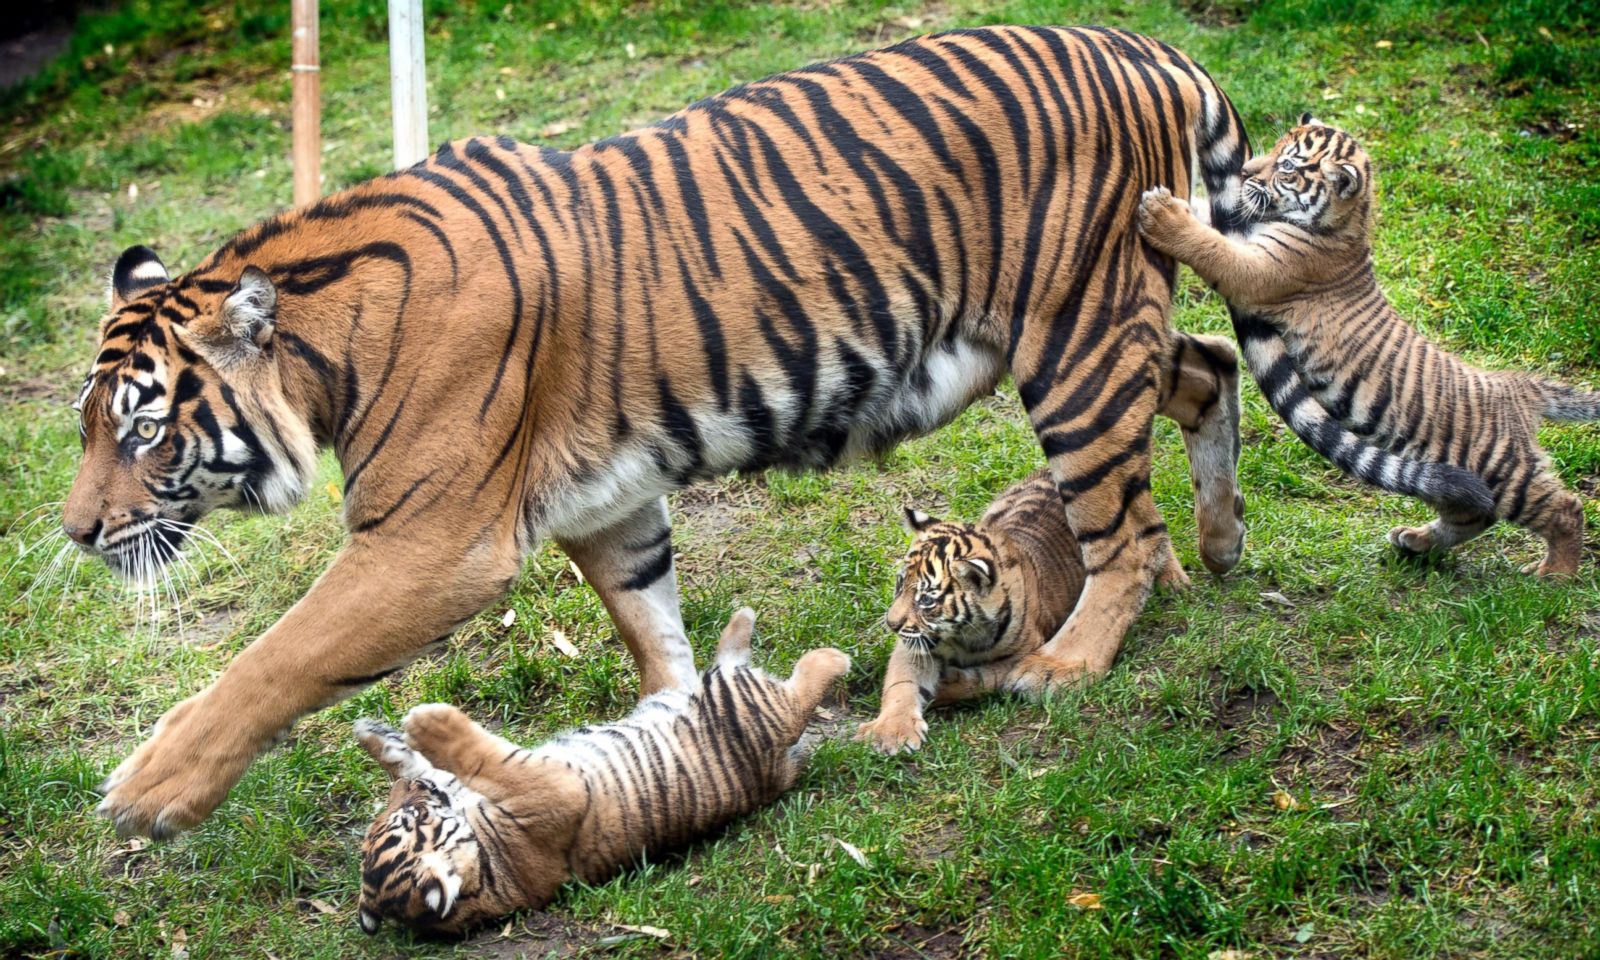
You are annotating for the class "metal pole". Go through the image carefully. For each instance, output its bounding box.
[388,0,429,169]
[291,0,321,206]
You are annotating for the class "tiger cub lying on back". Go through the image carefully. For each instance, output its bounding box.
[354,609,848,934]
[856,470,1088,754]
[1139,116,1598,576]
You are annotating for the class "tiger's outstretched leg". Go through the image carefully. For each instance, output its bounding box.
[855,643,939,754]
[1158,333,1246,576]
[1004,329,1170,696]
[97,535,520,838]
[557,497,698,696]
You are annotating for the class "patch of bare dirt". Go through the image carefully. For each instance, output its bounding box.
[458,912,606,958]
[904,819,964,868]
[874,920,971,959]
[1178,0,1258,29]
[1274,722,1366,797]
[0,371,71,405]
[854,7,953,46]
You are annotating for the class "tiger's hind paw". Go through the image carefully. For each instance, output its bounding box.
[1387,524,1436,557]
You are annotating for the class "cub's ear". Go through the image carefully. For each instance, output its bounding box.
[1324,159,1364,199]
[902,506,938,532]
[955,556,994,589]
[219,265,278,349]
[1298,112,1322,127]
[109,245,169,307]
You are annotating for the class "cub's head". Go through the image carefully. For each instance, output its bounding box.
[886,508,1007,650]
[1238,114,1373,236]
[354,720,510,936]
[62,246,315,582]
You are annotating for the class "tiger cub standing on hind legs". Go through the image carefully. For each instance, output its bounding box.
[353,609,848,934]
[68,27,1273,839]
[1139,115,1594,576]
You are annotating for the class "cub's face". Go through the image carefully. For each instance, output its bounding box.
[62,245,309,582]
[1238,114,1372,231]
[886,508,1002,650]
[359,775,499,935]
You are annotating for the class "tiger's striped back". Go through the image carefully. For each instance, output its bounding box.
[355,610,848,933]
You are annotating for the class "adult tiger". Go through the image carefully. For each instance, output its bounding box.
[71,26,1252,839]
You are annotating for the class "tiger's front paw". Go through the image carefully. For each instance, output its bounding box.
[1005,654,1093,700]
[96,692,255,839]
[401,703,481,766]
[855,712,928,755]
[1137,185,1195,250]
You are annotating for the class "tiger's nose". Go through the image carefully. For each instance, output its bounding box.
[64,518,103,547]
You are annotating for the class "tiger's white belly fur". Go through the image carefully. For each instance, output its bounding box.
[539,334,1005,542]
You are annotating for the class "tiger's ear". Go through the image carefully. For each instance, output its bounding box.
[1299,112,1321,127]
[902,507,938,532]
[109,245,169,308]
[955,556,994,589]
[1323,159,1364,199]
[219,266,277,349]
[357,904,382,935]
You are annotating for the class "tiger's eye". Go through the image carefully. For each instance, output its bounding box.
[135,418,159,440]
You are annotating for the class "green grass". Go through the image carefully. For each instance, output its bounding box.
[3,0,1599,956]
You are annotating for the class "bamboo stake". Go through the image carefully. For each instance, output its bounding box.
[291,0,321,206]
[388,0,429,170]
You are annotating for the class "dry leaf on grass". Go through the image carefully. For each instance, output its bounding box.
[613,923,669,939]
[540,119,577,138]
[307,899,336,916]
[1272,789,1302,811]
[548,628,579,657]
[834,837,870,868]
[1066,892,1103,910]
[112,910,131,927]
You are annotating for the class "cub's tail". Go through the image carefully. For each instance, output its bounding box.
[1540,380,1600,421]
[1233,314,1495,516]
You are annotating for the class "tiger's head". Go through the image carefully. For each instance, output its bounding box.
[354,720,511,936]
[1237,114,1373,235]
[61,245,316,582]
[886,508,1007,652]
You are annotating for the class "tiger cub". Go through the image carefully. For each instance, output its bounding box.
[856,470,1086,754]
[354,608,848,934]
[1138,116,1597,576]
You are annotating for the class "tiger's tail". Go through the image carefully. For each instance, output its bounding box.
[1184,77,1495,518]
[1540,380,1600,421]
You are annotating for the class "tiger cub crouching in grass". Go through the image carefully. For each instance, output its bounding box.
[856,470,1088,755]
[354,608,847,934]
[1138,116,1596,577]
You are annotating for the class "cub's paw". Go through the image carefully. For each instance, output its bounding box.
[1156,549,1192,591]
[1387,524,1436,557]
[401,703,480,763]
[355,719,432,779]
[1522,556,1578,579]
[855,713,928,755]
[1137,185,1193,246]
